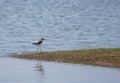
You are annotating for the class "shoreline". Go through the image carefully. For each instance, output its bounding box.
[11,48,120,68]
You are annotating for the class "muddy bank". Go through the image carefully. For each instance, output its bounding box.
[11,48,120,68]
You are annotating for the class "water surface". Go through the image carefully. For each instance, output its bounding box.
[0,0,120,56]
[0,57,120,83]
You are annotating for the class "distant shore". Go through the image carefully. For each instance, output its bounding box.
[11,48,120,68]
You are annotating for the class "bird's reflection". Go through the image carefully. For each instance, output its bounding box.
[34,60,44,79]
[36,60,44,71]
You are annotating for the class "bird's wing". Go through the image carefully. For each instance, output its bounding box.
[32,40,39,44]
[35,40,40,43]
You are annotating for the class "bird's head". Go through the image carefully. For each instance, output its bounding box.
[41,38,46,40]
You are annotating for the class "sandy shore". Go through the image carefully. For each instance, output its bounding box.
[11,48,120,68]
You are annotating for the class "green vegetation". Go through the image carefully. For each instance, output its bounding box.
[11,48,120,68]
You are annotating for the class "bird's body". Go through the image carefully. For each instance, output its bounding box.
[32,40,43,46]
[32,38,45,53]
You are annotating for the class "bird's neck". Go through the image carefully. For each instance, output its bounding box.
[38,40,43,43]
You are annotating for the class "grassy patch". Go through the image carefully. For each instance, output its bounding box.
[11,48,120,68]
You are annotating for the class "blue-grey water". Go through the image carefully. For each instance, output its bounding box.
[0,0,120,83]
[0,57,120,83]
[0,0,120,56]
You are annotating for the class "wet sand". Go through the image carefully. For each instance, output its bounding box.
[11,48,120,68]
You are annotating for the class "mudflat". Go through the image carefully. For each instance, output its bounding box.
[11,48,120,68]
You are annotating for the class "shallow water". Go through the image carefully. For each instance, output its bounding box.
[0,57,120,83]
[0,0,120,56]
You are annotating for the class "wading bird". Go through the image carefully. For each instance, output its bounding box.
[32,38,45,53]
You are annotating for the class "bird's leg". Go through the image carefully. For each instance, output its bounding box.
[39,45,41,53]
[37,46,38,54]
